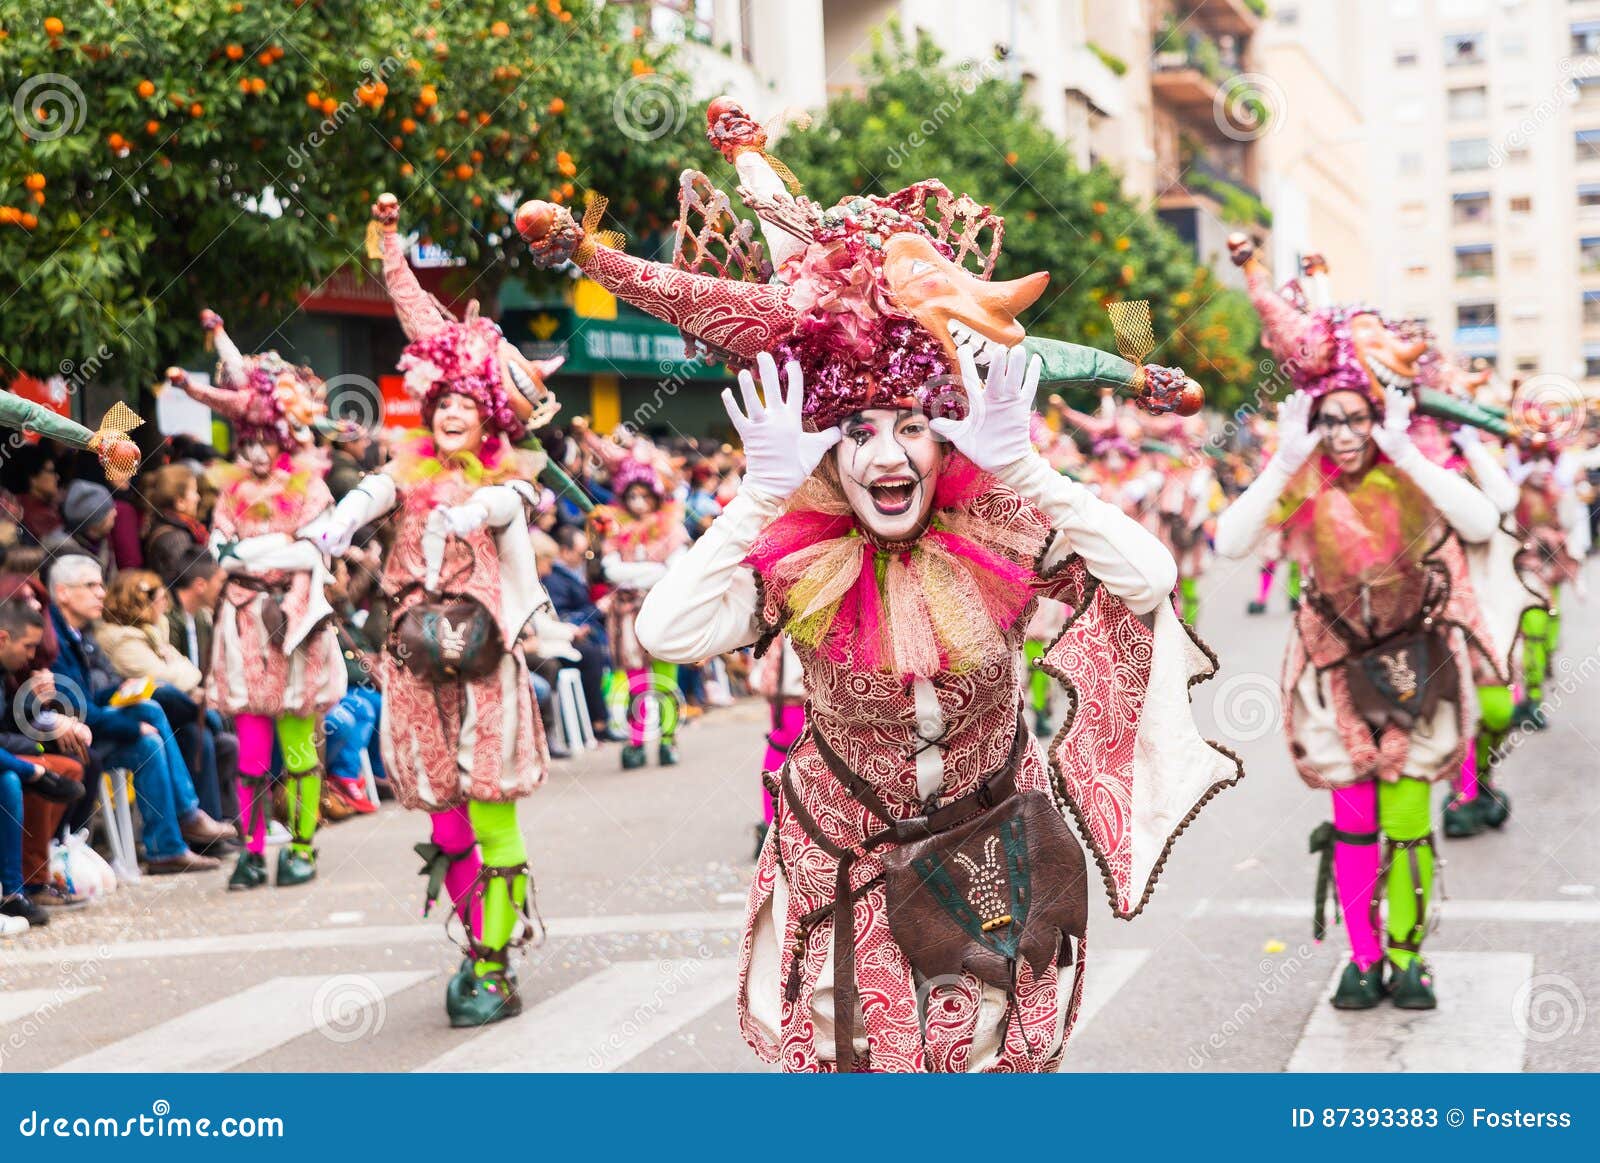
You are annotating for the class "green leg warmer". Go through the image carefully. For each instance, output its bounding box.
[652,658,680,743]
[1287,561,1302,601]
[1521,608,1549,702]
[1379,779,1434,970]
[277,713,320,854]
[466,800,527,977]
[1546,586,1561,671]
[1178,576,1199,626]
[1476,685,1513,779]
[1024,640,1050,714]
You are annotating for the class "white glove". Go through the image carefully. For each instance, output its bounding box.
[721,352,841,500]
[1371,386,1417,463]
[297,514,357,559]
[1449,424,1481,451]
[434,502,489,538]
[1272,390,1320,474]
[1554,452,1580,488]
[929,343,1040,472]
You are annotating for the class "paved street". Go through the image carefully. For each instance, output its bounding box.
[2,559,1596,1073]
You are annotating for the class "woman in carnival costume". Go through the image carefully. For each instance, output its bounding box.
[163,313,346,891]
[514,98,1240,1071]
[1215,236,1501,1011]
[301,195,558,1027]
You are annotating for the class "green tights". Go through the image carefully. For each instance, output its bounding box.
[277,713,320,856]
[1521,607,1550,701]
[1379,779,1433,971]
[467,800,528,977]
[1025,640,1049,714]
[1178,576,1199,625]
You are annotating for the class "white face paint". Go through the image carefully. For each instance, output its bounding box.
[431,392,485,457]
[240,441,274,478]
[833,408,942,542]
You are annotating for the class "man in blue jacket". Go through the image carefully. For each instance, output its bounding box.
[47,555,231,874]
[545,525,626,742]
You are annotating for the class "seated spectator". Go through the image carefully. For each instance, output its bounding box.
[47,481,119,579]
[164,549,223,673]
[0,599,87,928]
[140,464,207,585]
[321,559,381,815]
[544,525,626,743]
[47,555,232,873]
[98,570,240,834]
[7,446,63,545]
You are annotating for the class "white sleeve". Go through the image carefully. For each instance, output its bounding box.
[1213,458,1295,560]
[635,489,785,662]
[1391,446,1499,544]
[1460,442,1519,516]
[298,472,399,548]
[471,481,538,528]
[995,454,1177,617]
[602,553,670,591]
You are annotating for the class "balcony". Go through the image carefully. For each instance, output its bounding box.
[1066,44,1126,118]
[1162,157,1272,228]
[1152,25,1268,136]
[1454,325,1500,349]
[1175,0,1264,38]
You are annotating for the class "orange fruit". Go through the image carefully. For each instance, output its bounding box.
[455,109,469,124]
[548,97,564,115]
[470,149,483,162]
[419,85,438,107]
[108,132,126,149]
[190,103,203,117]
[306,91,321,107]
[20,213,38,230]
[226,44,244,61]
[491,20,510,36]
[137,79,155,98]
[238,78,251,93]
[32,191,45,206]
[321,98,338,116]
[258,51,273,67]
[434,147,448,160]
[250,78,266,94]
[24,173,45,191]
[455,163,473,180]
[146,119,160,135]
[399,163,414,176]
[44,18,65,36]
[401,118,416,133]
[390,136,403,149]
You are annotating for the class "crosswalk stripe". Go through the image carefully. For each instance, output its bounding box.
[1287,953,1532,1072]
[0,909,746,969]
[0,987,100,1027]
[49,971,433,1073]
[1074,948,1151,1032]
[1192,898,1600,924]
[418,958,738,1073]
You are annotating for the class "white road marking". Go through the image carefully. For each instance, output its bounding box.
[0,909,746,969]
[49,971,433,1073]
[1287,953,1532,1072]
[417,957,738,1073]
[1192,898,1600,924]
[1074,948,1151,1032]
[0,987,100,1026]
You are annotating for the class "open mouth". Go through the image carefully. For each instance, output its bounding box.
[946,319,1011,370]
[1363,353,1415,391]
[868,476,918,515]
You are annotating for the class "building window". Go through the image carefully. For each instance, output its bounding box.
[1457,301,1496,328]
[1581,235,1600,271]
[1455,244,1494,277]
[1443,33,1484,65]
[1452,190,1492,224]
[1586,347,1600,378]
[1577,129,1600,161]
[1581,183,1600,215]
[1584,291,1600,326]
[1448,86,1489,120]
[1450,138,1491,171]
[1515,354,1539,373]
[1395,46,1419,66]
[1511,251,1537,273]
[1405,264,1429,278]
[1572,20,1600,56]
[1506,145,1531,164]
[1509,195,1533,214]
[1276,7,1300,26]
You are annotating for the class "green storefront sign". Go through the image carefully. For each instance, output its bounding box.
[501,300,729,381]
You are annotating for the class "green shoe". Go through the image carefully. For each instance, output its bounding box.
[1246,600,1266,615]
[657,742,679,767]
[227,851,268,891]
[752,821,769,861]
[1442,796,1484,839]
[1388,959,1438,1010]
[447,964,521,1028]
[1511,700,1547,730]
[1478,783,1511,829]
[620,745,647,770]
[1033,709,1051,739]
[275,846,317,887]
[1330,960,1385,1010]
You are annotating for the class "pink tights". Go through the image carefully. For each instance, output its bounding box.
[1256,562,1277,603]
[1453,736,1479,803]
[1330,784,1383,972]
[236,713,275,856]
[761,704,805,825]
[430,804,483,937]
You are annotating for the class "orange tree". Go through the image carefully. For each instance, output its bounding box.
[0,0,713,388]
[772,26,1263,414]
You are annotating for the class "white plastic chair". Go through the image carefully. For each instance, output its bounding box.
[357,748,381,809]
[555,667,598,750]
[96,768,141,884]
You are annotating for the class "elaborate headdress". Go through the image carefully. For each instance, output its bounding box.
[516,97,1203,431]
[162,310,327,449]
[370,194,561,442]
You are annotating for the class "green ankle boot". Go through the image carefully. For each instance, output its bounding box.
[1330,960,1385,1010]
[1478,782,1511,829]
[228,851,268,891]
[447,962,521,1028]
[1442,796,1484,839]
[620,744,647,770]
[1388,958,1437,1010]
[657,741,679,767]
[1033,709,1051,739]
[276,846,317,887]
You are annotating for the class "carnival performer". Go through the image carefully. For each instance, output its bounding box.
[1243,413,1302,616]
[162,313,346,891]
[1215,236,1501,1011]
[750,631,804,858]
[515,98,1240,1071]
[300,195,556,1027]
[576,427,690,769]
[1138,412,1217,626]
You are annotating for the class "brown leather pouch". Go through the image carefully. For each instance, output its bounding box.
[392,593,503,683]
[1342,630,1459,731]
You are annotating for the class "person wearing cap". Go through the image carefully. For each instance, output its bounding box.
[46,480,118,579]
